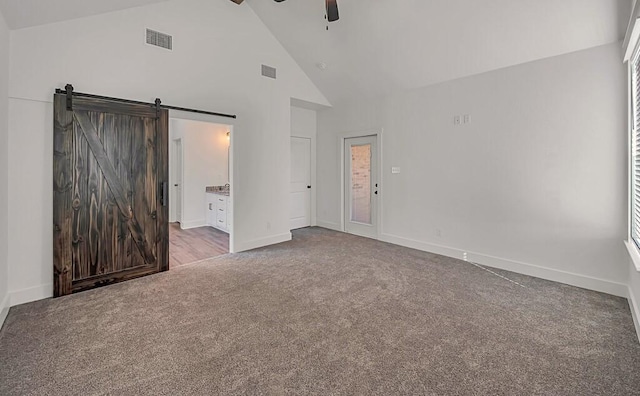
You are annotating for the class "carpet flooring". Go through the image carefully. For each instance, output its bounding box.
[1,227,639,395]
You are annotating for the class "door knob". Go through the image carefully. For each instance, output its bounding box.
[174,184,178,187]
[375,191,378,195]
[307,185,311,189]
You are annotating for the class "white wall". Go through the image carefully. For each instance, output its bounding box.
[291,106,317,227]
[317,42,628,296]
[6,0,329,305]
[0,8,9,326]
[170,118,229,228]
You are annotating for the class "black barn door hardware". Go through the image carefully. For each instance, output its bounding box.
[160,182,168,207]
[56,85,237,119]
[65,84,74,110]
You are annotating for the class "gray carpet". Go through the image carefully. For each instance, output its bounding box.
[1,227,639,395]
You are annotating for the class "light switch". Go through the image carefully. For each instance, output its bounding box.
[391,167,401,174]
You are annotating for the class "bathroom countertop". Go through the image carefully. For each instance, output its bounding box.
[205,185,230,196]
[207,191,230,196]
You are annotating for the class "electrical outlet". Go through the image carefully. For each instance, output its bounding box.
[463,114,470,124]
[435,229,442,237]
[391,167,401,174]
[462,252,468,261]
[453,115,461,125]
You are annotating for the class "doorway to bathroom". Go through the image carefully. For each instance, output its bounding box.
[169,115,233,268]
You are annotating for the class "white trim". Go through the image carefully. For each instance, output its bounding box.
[380,233,462,262]
[169,137,183,224]
[339,128,384,238]
[167,113,235,255]
[380,233,628,298]
[628,285,640,343]
[10,284,53,306]
[310,134,318,227]
[627,34,640,274]
[290,135,315,229]
[624,19,640,63]
[0,294,10,330]
[628,60,634,260]
[316,221,341,231]
[623,0,640,62]
[625,240,640,272]
[234,232,292,253]
[178,219,207,230]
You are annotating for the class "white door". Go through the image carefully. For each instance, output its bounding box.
[174,139,183,224]
[344,136,378,238]
[290,137,311,230]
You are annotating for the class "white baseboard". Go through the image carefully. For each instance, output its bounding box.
[179,219,207,230]
[381,234,460,261]
[0,293,10,330]
[629,286,640,343]
[10,284,53,307]
[380,233,628,298]
[234,232,292,253]
[316,221,341,232]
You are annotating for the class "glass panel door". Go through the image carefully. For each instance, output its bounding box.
[344,135,378,239]
[350,144,372,224]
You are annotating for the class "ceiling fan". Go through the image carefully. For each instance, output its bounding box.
[230,0,339,22]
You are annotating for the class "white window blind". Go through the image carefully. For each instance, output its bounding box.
[632,46,640,248]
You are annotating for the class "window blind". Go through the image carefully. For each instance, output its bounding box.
[632,47,640,248]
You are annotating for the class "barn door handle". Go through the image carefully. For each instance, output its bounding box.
[160,182,168,206]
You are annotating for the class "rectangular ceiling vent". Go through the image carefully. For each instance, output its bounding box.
[146,28,172,50]
[261,64,277,79]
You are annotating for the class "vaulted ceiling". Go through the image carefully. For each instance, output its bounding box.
[0,0,632,105]
[0,0,169,29]
[247,0,631,104]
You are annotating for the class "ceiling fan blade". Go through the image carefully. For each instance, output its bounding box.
[326,0,339,22]
[230,0,243,4]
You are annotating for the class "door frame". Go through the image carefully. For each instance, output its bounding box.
[290,135,316,229]
[339,129,383,239]
[168,110,236,253]
[169,137,184,224]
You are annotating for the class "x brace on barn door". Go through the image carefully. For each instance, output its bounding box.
[73,111,157,265]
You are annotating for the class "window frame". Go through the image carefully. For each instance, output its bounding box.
[627,35,640,271]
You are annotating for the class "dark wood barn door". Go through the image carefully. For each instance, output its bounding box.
[53,93,169,297]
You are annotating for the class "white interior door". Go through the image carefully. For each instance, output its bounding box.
[344,136,378,238]
[290,137,311,230]
[174,139,183,224]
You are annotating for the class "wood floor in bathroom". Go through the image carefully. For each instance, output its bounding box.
[169,223,229,268]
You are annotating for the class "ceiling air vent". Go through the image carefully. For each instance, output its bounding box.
[261,64,277,79]
[146,28,172,50]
